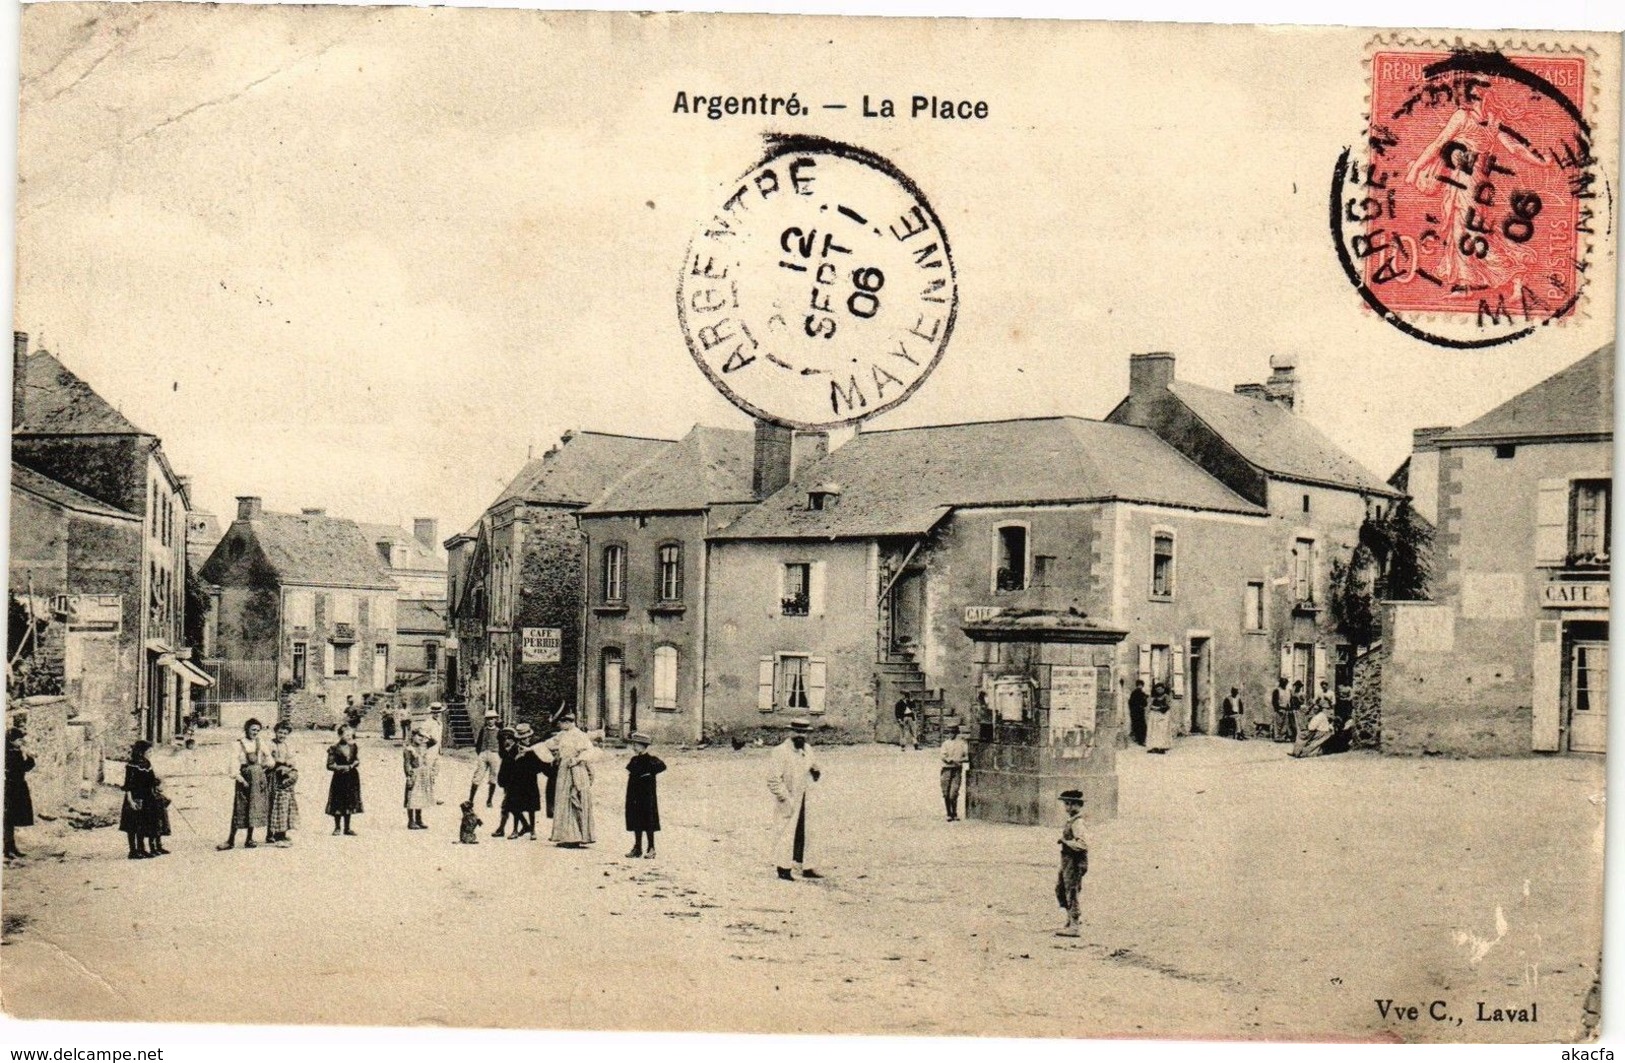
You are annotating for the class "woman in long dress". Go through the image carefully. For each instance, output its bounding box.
[1145,682,1173,754]
[267,720,300,846]
[545,715,597,847]
[403,727,437,830]
[325,724,363,835]
[220,718,272,850]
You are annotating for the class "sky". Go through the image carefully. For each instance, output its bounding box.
[13,6,1621,540]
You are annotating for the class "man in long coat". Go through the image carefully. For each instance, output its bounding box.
[767,718,822,881]
[543,713,597,846]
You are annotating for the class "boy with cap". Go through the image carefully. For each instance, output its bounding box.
[939,723,968,821]
[623,733,666,858]
[1055,790,1088,937]
[469,708,504,808]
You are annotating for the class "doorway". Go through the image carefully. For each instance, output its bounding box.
[1567,621,1608,753]
[890,569,926,656]
[601,649,624,733]
[1188,636,1211,733]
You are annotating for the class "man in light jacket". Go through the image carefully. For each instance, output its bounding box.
[767,719,822,881]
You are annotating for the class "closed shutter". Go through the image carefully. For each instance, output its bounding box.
[776,564,787,612]
[1171,645,1186,697]
[1531,621,1562,751]
[758,657,775,712]
[1279,643,1292,682]
[1535,479,1570,564]
[1137,644,1151,685]
[323,643,334,679]
[1314,644,1328,691]
[810,562,827,617]
[808,657,827,714]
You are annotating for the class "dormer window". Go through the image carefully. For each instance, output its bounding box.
[807,482,842,511]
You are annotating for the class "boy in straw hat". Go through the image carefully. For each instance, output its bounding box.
[469,708,504,808]
[1055,790,1089,937]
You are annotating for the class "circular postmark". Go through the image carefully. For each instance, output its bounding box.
[1332,49,1608,348]
[678,136,958,429]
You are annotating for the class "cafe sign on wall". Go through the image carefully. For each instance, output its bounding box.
[521,627,562,664]
[1541,582,1610,609]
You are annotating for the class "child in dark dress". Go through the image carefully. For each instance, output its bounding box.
[119,740,168,859]
[623,733,666,859]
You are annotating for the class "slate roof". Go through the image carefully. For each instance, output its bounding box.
[495,430,674,507]
[357,523,447,573]
[714,417,1264,540]
[1167,381,1397,494]
[397,597,449,634]
[11,461,141,521]
[230,511,398,590]
[1434,344,1614,445]
[14,351,146,435]
[584,426,756,514]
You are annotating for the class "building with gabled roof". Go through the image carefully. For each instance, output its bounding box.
[448,429,673,733]
[1382,344,1613,756]
[9,332,204,749]
[200,498,398,724]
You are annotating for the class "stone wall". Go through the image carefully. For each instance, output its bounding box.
[511,507,584,734]
[6,695,100,814]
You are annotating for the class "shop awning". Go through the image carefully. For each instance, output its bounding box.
[162,655,215,688]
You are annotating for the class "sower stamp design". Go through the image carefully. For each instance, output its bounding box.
[679,136,958,429]
[1332,50,1606,348]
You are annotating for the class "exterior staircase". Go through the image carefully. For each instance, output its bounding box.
[444,702,477,749]
[876,655,928,743]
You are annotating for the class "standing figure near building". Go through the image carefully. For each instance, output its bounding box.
[469,708,503,808]
[219,718,272,850]
[1289,681,1309,750]
[4,721,36,860]
[403,727,437,830]
[119,740,165,859]
[768,719,822,881]
[504,724,546,840]
[1054,789,1088,938]
[1270,677,1293,742]
[623,733,665,859]
[1145,683,1173,754]
[939,723,968,821]
[1127,680,1149,747]
[325,724,363,836]
[895,695,919,751]
[267,720,300,847]
[545,714,597,847]
[1218,687,1247,740]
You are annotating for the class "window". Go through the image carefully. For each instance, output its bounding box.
[657,544,683,602]
[424,641,439,673]
[1151,532,1176,598]
[1293,538,1316,602]
[1571,480,1611,563]
[653,645,679,709]
[291,642,307,689]
[782,563,811,616]
[780,654,810,710]
[373,644,390,690]
[995,525,1028,592]
[1034,555,1056,588]
[332,642,352,676]
[1496,443,1517,459]
[759,654,828,713]
[1245,581,1266,632]
[1302,493,1312,514]
[601,544,626,603]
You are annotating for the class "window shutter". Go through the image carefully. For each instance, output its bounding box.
[1531,621,1562,751]
[1314,644,1328,691]
[1171,645,1186,697]
[777,564,787,610]
[1534,478,1570,564]
[808,657,827,714]
[1279,643,1292,681]
[1137,644,1151,685]
[323,643,334,679]
[810,562,826,617]
[757,657,775,712]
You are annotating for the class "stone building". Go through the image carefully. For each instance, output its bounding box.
[1381,345,1612,755]
[200,499,398,728]
[447,430,671,732]
[9,332,205,748]
[577,425,758,743]
[360,520,448,696]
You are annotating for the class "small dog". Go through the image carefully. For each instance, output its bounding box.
[458,800,483,844]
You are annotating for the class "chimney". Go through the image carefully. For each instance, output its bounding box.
[790,432,829,480]
[376,539,393,567]
[1232,383,1268,401]
[12,332,27,430]
[752,420,795,500]
[301,507,326,517]
[414,518,438,550]
[1411,426,1452,452]
[1264,354,1299,413]
[236,496,263,521]
[1123,352,1176,426]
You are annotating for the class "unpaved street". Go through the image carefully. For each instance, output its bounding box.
[0,733,1603,1042]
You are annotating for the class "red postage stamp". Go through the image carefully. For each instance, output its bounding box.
[1337,49,1601,346]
